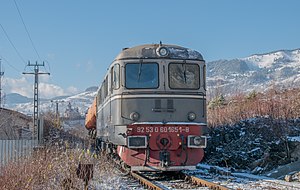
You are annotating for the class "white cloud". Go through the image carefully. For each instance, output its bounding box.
[3,77,79,99]
[39,74,51,83]
[3,77,32,97]
[39,83,65,98]
[66,86,79,94]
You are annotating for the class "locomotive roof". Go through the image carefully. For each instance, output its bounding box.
[114,44,204,61]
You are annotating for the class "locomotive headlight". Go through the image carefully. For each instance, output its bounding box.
[187,135,207,148]
[188,112,196,121]
[156,47,169,57]
[130,112,140,121]
[127,136,147,149]
[193,136,202,146]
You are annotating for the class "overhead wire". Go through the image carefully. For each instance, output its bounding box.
[0,23,27,65]
[0,59,5,109]
[13,0,42,62]
[13,0,52,78]
[0,55,21,73]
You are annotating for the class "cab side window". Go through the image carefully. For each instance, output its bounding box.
[104,76,108,98]
[112,64,120,90]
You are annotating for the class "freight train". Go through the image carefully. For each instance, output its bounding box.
[85,43,207,172]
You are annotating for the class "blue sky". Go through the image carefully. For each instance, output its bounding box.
[0,0,299,98]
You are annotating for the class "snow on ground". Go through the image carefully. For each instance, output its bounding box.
[196,164,300,190]
[89,160,145,190]
[288,136,300,142]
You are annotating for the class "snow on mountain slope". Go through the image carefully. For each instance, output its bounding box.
[207,48,300,97]
[5,89,97,116]
[243,49,300,68]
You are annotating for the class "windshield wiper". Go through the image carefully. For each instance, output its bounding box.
[182,61,187,83]
[137,60,143,82]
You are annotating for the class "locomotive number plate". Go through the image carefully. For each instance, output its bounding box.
[136,126,190,133]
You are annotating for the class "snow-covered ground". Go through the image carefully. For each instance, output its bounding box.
[195,164,300,190]
[87,162,300,189]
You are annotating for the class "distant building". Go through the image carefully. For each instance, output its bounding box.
[64,102,82,119]
[0,108,33,139]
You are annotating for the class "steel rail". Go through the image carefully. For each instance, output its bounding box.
[130,171,166,190]
[186,175,231,190]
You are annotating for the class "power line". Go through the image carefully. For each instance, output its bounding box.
[0,23,27,64]
[0,55,21,73]
[13,0,42,62]
[0,59,4,108]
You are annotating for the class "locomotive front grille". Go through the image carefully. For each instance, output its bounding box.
[152,99,176,112]
[127,136,147,149]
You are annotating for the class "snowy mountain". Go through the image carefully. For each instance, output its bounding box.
[207,48,300,97]
[4,87,97,116]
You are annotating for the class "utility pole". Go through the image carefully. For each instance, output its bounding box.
[23,61,50,138]
[0,59,4,108]
[51,100,64,128]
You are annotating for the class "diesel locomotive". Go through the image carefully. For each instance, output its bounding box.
[85,43,207,171]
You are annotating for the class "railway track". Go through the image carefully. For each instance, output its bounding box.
[187,175,230,190]
[130,171,231,190]
[92,152,299,189]
[130,171,166,190]
[103,150,230,189]
[129,168,300,190]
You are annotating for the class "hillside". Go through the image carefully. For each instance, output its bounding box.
[207,48,300,97]
[4,89,97,116]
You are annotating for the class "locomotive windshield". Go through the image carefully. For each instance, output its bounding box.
[125,63,159,89]
[169,63,200,89]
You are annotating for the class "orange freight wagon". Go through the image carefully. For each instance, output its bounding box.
[85,97,97,130]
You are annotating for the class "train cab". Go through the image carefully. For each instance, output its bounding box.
[86,43,207,171]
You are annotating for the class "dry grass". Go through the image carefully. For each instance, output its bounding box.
[208,88,300,127]
[0,147,84,189]
[0,145,128,190]
[0,110,127,190]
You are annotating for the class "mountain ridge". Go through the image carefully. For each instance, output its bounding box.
[207,48,300,97]
[248,48,300,57]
